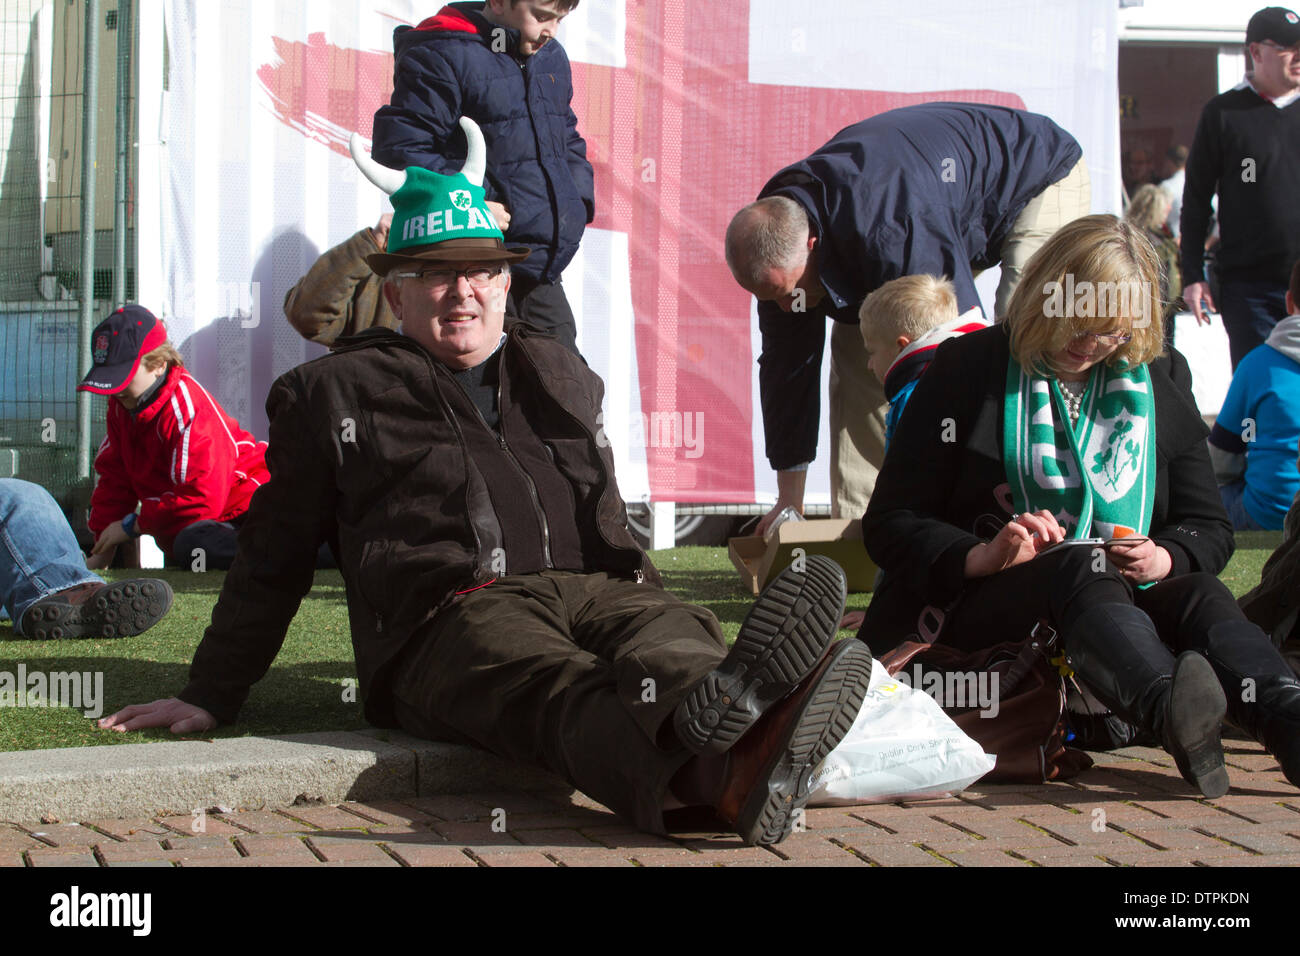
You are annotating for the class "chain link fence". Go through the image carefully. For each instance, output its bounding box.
[1,0,132,531]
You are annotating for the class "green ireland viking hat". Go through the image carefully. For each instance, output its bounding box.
[349,117,530,275]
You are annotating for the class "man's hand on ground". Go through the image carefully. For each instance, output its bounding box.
[99,698,218,734]
[1183,281,1216,326]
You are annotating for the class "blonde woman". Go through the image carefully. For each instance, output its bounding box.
[859,214,1300,798]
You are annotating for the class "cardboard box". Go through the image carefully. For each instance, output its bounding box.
[728,518,878,595]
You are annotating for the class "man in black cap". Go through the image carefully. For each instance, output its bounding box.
[1182,6,1300,369]
[99,120,872,845]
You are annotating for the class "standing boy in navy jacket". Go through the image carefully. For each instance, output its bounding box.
[372,1,592,355]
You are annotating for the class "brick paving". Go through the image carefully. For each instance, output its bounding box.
[5,741,1300,867]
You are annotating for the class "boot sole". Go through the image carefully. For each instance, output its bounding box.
[674,555,847,754]
[736,640,873,846]
[1168,652,1230,799]
[24,579,174,640]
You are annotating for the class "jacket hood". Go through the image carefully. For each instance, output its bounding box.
[399,3,522,56]
[883,308,990,400]
[1265,314,1300,363]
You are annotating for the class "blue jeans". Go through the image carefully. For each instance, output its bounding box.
[1219,279,1288,371]
[0,478,101,636]
[1220,480,1266,531]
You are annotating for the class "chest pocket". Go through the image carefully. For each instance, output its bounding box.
[330,386,462,511]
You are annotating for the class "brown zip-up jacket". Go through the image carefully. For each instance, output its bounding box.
[178,324,657,726]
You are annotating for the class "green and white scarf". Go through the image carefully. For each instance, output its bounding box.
[1002,357,1156,540]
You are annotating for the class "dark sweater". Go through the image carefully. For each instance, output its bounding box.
[1180,86,1300,286]
[858,326,1235,656]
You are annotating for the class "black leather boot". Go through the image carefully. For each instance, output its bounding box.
[1064,604,1228,798]
[1202,620,1300,788]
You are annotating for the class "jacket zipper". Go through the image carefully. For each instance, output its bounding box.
[510,333,644,579]
[519,56,560,277]
[495,373,553,569]
[447,355,553,570]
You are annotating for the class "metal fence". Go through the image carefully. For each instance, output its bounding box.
[0,0,132,529]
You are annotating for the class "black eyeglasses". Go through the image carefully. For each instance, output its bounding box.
[392,266,505,289]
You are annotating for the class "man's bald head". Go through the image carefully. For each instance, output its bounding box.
[725,196,811,288]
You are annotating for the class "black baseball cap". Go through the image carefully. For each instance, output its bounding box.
[77,305,168,395]
[1247,7,1300,46]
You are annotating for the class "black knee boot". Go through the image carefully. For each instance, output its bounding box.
[1064,604,1229,798]
[1203,620,1300,788]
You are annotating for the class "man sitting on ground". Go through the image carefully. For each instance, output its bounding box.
[97,120,872,845]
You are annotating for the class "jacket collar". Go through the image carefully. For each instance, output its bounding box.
[124,367,183,425]
[331,322,560,368]
[883,309,990,401]
[413,2,525,56]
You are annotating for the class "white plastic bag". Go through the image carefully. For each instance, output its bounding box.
[808,660,995,806]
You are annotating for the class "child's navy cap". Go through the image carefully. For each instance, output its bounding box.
[77,305,168,395]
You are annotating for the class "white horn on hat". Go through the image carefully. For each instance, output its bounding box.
[349,133,406,195]
[458,116,486,187]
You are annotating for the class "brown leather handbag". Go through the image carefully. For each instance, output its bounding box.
[879,625,1093,783]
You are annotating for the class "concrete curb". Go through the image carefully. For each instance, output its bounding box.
[0,731,568,821]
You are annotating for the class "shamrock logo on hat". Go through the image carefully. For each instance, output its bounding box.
[450,190,473,211]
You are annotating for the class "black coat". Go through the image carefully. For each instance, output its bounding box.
[178,326,655,726]
[858,325,1234,656]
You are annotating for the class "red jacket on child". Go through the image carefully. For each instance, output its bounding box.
[89,367,270,553]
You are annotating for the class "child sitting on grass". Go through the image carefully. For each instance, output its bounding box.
[859,274,989,449]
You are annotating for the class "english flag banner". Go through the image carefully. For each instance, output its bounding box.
[139,0,1118,507]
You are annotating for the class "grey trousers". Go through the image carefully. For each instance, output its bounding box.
[390,570,728,832]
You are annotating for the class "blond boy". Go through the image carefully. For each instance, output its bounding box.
[859,275,988,448]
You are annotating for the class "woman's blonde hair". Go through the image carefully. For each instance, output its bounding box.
[1003,214,1165,374]
[141,341,184,373]
[1124,183,1173,233]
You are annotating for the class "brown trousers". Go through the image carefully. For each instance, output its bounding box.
[390,570,727,832]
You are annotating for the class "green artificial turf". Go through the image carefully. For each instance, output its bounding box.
[0,532,1284,751]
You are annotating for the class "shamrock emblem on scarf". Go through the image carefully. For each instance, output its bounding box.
[1090,412,1141,491]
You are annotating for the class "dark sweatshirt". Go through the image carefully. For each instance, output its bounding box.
[1180,85,1300,286]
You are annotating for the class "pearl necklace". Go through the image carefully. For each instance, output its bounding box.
[1058,379,1085,426]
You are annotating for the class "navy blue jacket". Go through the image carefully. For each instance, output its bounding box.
[755,103,1081,470]
[371,2,594,283]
